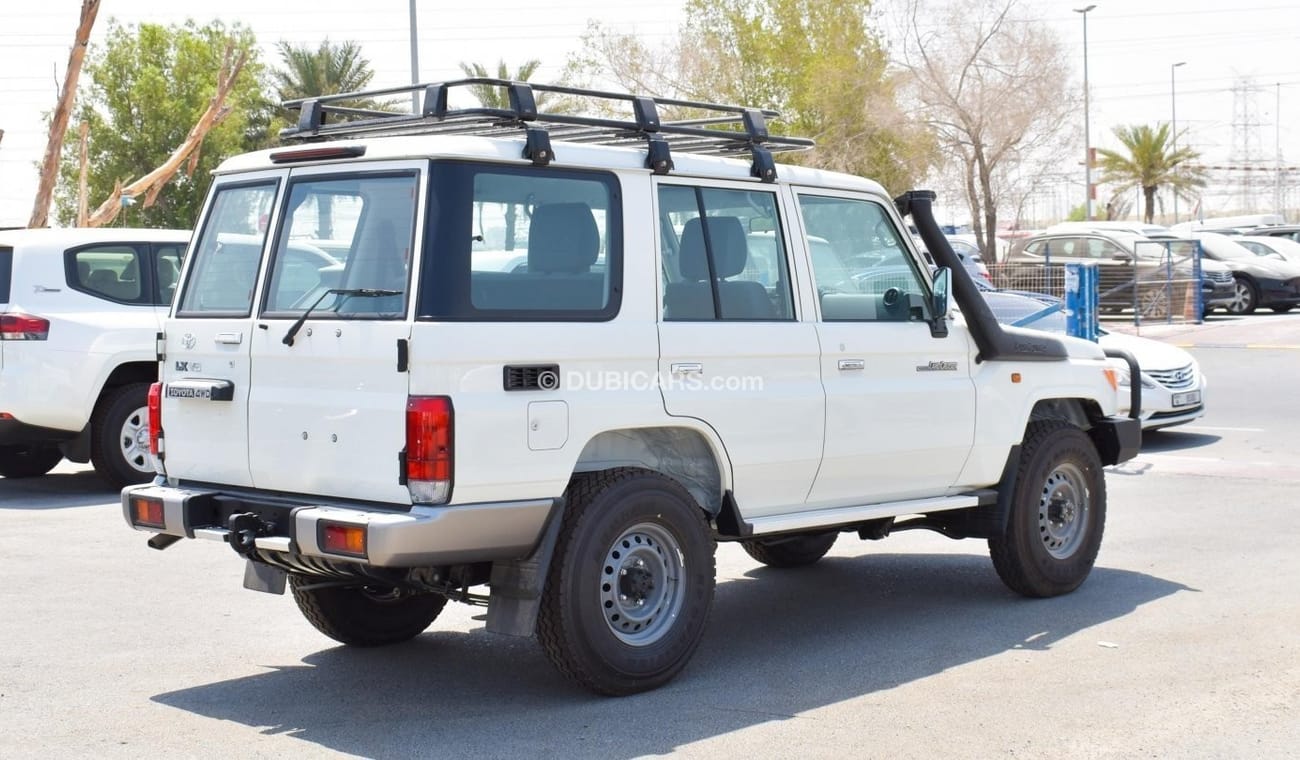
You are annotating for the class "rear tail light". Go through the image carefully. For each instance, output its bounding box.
[129,494,166,529]
[0,313,50,340]
[147,382,165,467]
[405,396,452,504]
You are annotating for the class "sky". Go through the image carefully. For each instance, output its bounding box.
[1,0,1298,228]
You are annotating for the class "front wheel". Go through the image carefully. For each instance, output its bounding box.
[90,382,154,488]
[989,421,1106,598]
[0,443,64,478]
[290,576,447,646]
[741,531,838,568]
[1227,276,1258,315]
[538,468,716,695]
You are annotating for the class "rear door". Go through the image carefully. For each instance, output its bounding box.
[246,162,423,504]
[165,175,282,486]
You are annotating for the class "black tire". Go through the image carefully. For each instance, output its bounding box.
[1227,276,1258,315]
[0,443,64,478]
[989,420,1106,598]
[1271,305,1294,313]
[90,382,154,489]
[741,531,838,568]
[538,468,716,696]
[290,575,447,647]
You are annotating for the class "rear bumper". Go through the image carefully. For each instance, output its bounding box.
[121,483,558,567]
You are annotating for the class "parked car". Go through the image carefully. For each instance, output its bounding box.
[1237,224,1300,244]
[1187,232,1300,314]
[945,235,993,283]
[1004,230,1235,316]
[0,227,190,485]
[120,78,1137,696]
[972,281,1206,430]
[1236,235,1300,264]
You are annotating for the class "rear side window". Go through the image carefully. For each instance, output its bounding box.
[178,182,279,316]
[421,162,622,321]
[67,245,146,303]
[0,247,11,304]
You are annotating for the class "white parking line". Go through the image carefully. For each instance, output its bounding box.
[1177,425,1265,433]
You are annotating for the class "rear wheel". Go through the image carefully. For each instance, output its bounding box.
[90,382,154,489]
[0,444,64,478]
[989,420,1106,598]
[741,531,838,568]
[538,468,715,695]
[290,576,447,646]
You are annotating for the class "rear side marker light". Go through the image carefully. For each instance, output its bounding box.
[0,313,50,340]
[320,522,367,557]
[130,496,166,529]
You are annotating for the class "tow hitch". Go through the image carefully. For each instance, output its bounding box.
[226,512,274,557]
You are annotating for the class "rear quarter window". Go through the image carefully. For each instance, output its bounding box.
[420,162,622,321]
[65,245,147,303]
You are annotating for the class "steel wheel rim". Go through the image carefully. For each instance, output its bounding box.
[1038,462,1090,559]
[119,405,152,473]
[600,522,685,646]
[1140,289,1168,318]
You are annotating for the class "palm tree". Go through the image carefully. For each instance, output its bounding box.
[1096,124,1207,224]
[458,59,546,110]
[273,40,389,238]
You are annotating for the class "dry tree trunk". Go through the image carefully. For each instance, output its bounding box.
[85,43,247,228]
[28,0,100,229]
[76,122,90,226]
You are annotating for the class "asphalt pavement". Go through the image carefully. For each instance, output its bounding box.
[2,313,1297,759]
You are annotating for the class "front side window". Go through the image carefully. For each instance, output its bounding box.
[797,194,928,322]
[658,185,794,321]
[422,163,622,320]
[263,172,418,317]
[178,182,278,316]
[68,245,145,303]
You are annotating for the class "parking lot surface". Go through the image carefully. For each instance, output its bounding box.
[2,313,1297,759]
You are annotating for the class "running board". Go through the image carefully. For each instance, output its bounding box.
[745,494,984,537]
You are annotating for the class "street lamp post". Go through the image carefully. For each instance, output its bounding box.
[1075,5,1097,220]
[408,0,420,113]
[1171,61,1186,224]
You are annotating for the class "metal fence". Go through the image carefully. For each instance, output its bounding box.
[992,239,1209,325]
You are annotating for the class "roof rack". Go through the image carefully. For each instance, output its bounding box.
[279,78,815,183]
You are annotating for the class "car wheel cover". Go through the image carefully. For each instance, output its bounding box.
[119,405,152,474]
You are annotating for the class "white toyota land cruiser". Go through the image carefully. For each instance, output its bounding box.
[1,227,190,486]
[123,80,1140,695]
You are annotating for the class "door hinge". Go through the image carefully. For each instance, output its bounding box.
[155,331,165,362]
[397,338,409,373]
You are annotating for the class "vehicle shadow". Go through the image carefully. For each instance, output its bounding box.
[0,470,118,509]
[151,552,1191,759]
[1141,430,1221,453]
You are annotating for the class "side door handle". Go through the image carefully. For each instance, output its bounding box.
[671,362,704,375]
[215,332,244,345]
[838,359,865,371]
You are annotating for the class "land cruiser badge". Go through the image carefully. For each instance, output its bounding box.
[916,361,958,372]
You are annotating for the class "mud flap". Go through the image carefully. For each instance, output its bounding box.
[243,559,287,595]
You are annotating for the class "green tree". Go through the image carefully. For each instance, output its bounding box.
[458,59,550,109]
[568,0,934,192]
[1096,123,1206,224]
[272,39,387,113]
[54,20,269,228]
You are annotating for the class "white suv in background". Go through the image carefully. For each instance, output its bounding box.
[0,227,190,485]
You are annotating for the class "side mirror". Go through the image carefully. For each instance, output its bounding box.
[931,266,951,318]
[1112,251,1134,262]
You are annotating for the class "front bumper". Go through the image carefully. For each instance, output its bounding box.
[1090,415,1142,466]
[1202,278,1235,308]
[122,483,558,567]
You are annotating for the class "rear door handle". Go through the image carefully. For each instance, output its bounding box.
[215,332,243,345]
[671,362,704,375]
[838,359,865,371]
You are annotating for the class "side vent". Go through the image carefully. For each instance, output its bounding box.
[504,364,560,392]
